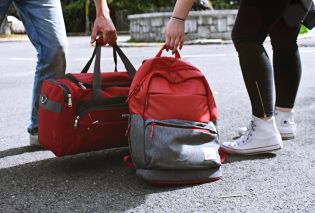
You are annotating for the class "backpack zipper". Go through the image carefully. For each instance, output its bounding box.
[147,121,213,139]
[150,123,156,138]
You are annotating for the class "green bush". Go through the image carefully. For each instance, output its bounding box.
[211,0,239,9]
[300,25,309,34]
[62,0,86,33]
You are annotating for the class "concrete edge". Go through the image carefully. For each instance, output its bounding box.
[1,32,314,47]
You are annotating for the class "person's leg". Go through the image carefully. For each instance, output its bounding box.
[0,1,14,28]
[270,19,301,110]
[222,0,291,155]
[269,18,301,139]
[232,0,292,118]
[13,0,68,143]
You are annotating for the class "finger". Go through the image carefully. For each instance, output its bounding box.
[169,37,175,52]
[109,31,117,46]
[102,31,109,46]
[165,35,171,51]
[90,27,98,44]
[165,36,171,51]
[173,38,180,52]
[179,36,184,50]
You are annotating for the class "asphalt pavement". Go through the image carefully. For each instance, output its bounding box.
[0,35,314,212]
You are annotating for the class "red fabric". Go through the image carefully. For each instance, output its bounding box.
[38,72,131,157]
[219,148,226,163]
[128,49,218,122]
[123,155,135,169]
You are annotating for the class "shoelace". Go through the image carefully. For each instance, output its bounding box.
[237,121,256,145]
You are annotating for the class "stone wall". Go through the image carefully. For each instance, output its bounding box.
[128,10,238,42]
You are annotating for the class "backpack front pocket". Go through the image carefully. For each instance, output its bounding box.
[143,119,221,170]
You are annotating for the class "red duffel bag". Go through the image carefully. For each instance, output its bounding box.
[38,39,136,156]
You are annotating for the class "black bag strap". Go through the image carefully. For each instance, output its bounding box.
[113,48,118,72]
[81,38,137,100]
[112,44,136,78]
[93,44,102,100]
[82,47,118,73]
[81,42,136,77]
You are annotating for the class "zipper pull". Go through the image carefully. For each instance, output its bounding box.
[150,123,155,138]
[125,123,131,136]
[74,115,80,128]
[126,85,140,102]
[78,82,86,90]
[121,114,130,119]
[68,94,72,107]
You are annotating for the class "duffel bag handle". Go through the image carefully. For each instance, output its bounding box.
[81,44,118,73]
[80,37,136,78]
[81,37,137,100]
[155,45,181,59]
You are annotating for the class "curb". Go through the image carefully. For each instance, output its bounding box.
[0,35,29,42]
[1,32,315,47]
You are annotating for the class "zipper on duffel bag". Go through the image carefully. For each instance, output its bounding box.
[74,103,128,128]
[48,79,73,107]
[65,73,131,90]
[65,74,89,90]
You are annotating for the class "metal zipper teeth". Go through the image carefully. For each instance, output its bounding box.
[65,74,89,89]
[147,122,215,139]
[74,103,128,128]
[255,81,266,118]
[66,73,130,89]
[147,121,209,131]
[48,79,72,107]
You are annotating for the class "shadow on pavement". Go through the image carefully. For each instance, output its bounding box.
[223,153,277,164]
[0,147,186,212]
[0,146,45,158]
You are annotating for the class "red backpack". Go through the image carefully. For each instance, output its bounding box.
[126,47,224,184]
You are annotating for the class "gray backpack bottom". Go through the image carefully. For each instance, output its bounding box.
[136,168,222,184]
[128,114,222,184]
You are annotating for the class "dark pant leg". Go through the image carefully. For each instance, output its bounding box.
[0,0,13,28]
[269,19,301,108]
[232,0,291,117]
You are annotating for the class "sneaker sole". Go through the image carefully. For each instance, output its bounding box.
[280,132,296,140]
[238,128,296,140]
[221,144,283,156]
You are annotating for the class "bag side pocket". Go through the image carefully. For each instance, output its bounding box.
[129,114,146,168]
[144,119,221,170]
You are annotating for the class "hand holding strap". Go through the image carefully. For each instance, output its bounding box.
[81,37,137,100]
[155,45,181,59]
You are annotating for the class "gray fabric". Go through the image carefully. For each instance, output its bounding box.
[129,115,221,175]
[129,114,146,168]
[39,95,62,113]
[136,167,222,183]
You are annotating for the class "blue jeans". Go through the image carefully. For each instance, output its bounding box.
[0,0,68,134]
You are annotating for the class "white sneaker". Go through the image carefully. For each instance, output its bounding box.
[29,133,40,147]
[275,110,296,140]
[221,116,283,155]
[237,111,296,140]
